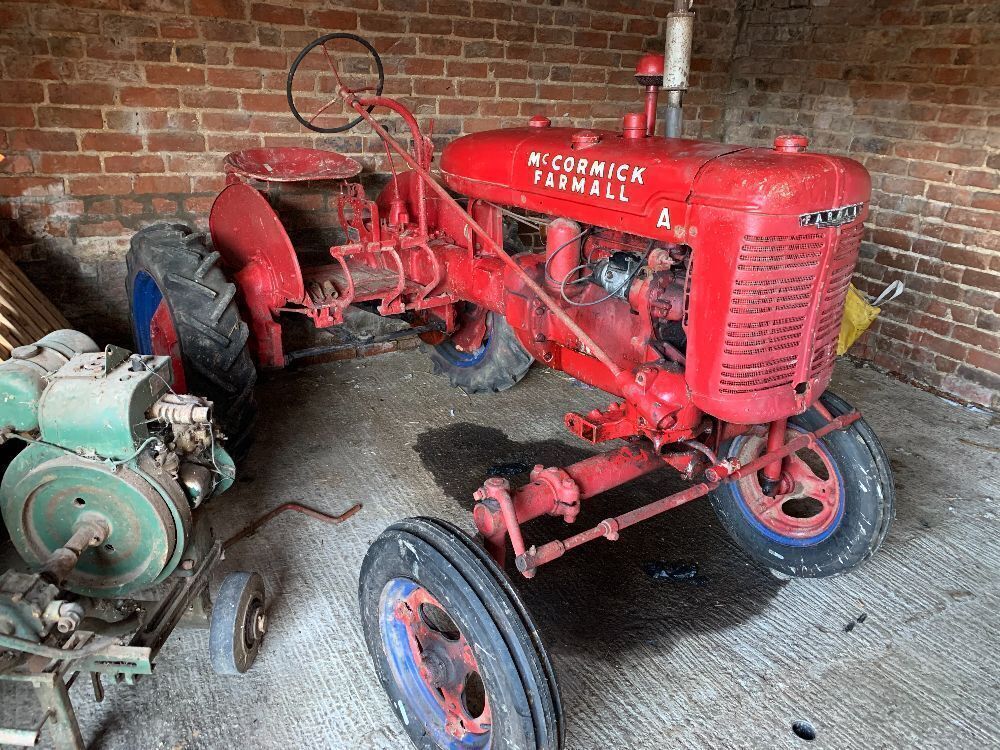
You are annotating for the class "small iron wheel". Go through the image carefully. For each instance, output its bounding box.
[359,517,562,749]
[210,571,267,675]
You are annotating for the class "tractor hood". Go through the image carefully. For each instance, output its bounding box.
[439,125,870,237]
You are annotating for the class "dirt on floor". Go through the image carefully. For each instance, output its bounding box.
[1,350,997,749]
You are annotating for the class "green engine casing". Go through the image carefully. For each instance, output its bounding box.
[0,334,234,598]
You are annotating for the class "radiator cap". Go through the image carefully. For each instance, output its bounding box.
[529,115,551,128]
[774,134,809,153]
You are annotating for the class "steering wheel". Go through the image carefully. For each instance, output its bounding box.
[286,33,385,134]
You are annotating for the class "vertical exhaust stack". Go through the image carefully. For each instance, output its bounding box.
[663,0,695,138]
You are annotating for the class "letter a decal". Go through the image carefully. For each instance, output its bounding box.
[656,207,671,230]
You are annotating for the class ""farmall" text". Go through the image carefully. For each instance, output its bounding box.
[527,151,646,202]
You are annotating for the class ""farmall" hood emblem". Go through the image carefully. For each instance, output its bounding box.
[799,202,864,228]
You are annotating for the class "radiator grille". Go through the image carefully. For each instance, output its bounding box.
[719,226,861,395]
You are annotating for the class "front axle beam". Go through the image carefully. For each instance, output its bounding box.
[507,411,861,576]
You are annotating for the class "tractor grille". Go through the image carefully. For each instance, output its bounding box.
[719,225,862,395]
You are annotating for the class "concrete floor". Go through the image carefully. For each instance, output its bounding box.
[2,348,998,749]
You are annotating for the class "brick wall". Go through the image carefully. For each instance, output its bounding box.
[0,0,997,407]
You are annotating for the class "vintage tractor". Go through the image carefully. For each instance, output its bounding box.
[126,30,895,750]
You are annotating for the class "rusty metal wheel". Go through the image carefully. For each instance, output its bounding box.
[359,517,562,749]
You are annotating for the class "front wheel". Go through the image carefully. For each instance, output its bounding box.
[709,392,895,578]
[209,571,267,675]
[359,517,562,749]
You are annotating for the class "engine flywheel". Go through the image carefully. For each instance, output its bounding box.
[0,444,192,598]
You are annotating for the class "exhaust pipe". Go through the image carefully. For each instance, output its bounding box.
[663,0,695,138]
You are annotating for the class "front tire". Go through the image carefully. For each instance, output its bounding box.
[359,517,562,749]
[127,224,257,461]
[709,392,895,578]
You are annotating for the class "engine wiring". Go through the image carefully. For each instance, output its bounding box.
[560,238,655,307]
[479,203,655,308]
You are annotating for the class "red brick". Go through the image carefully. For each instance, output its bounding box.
[251,3,303,25]
[147,133,206,152]
[105,155,166,173]
[145,65,206,86]
[0,107,37,127]
[233,47,287,69]
[67,175,132,195]
[49,83,114,106]
[119,87,181,108]
[0,81,44,104]
[37,154,102,174]
[241,92,291,112]
[207,68,262,89]
[37,107,104,129]
[82,132,143,152]
[133,175,191,194]
[307,9,359,29]
[0,177,64,197]
[11,131,79,152]
[190,0,246,19]
[78,219,127,237]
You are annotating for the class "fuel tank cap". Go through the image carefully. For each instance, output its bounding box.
[774,134,809,153]
[529,115,551,128]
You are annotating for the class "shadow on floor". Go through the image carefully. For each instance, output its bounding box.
[413,423,785,658]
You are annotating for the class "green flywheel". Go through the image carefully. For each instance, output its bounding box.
[0,444,191,598]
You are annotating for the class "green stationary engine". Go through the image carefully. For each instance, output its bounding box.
[0,330,234,601]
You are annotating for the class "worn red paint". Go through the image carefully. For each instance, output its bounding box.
[204,47,872,576]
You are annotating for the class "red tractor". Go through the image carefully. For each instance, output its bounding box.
[126,32,894,749]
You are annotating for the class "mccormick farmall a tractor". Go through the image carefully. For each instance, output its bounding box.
[126,15,895,749]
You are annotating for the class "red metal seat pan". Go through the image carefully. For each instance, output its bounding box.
[224,147,362,182]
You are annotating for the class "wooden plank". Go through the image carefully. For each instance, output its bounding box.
[0,250,70,360]
[0,252,68,332]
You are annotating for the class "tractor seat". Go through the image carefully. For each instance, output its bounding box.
[224,147,362,183]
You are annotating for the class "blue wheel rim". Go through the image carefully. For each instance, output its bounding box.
[379,578,490,749]
[729,426,846,547]
[438,337,490,368]
[131,270,163,354]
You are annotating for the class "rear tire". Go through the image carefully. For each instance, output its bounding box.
[426,309,533,395]
[359,517,562,749]
[127,224,257,461]
[709,391,894,578]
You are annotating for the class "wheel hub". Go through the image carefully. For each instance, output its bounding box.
[392,586,492,740]
[735,429,843,541]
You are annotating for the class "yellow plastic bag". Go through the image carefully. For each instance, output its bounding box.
[837,281,903,355]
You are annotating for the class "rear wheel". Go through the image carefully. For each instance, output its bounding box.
[709,391,894,578]
[359,517,562,749]
[127,224,256,461]
[426,307,533,395]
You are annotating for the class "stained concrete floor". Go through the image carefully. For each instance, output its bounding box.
[2,347,998,750]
